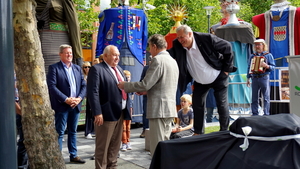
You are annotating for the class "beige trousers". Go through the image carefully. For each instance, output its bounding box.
[149,118,173,156]
[95,113,124,169]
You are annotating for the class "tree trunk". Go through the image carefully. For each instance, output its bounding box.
[13,0,66,168]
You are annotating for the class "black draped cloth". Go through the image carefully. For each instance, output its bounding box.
[150,114,300,169]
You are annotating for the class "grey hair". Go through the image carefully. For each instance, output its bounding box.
[262,41,269,52]
[148,34,167,49]
[103,45,118,55]
[59,44,72,53]
[176,25,193,34]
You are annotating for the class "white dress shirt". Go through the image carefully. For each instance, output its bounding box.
[185,37,220,84]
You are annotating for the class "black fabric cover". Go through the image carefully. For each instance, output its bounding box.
[150,114,300,169]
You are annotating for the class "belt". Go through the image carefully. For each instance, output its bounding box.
[252,74,268,78]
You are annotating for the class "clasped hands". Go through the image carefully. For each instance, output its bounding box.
[65,97,81,108]
[172,126,182,133]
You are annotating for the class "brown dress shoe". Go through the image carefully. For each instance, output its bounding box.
[192,133,200,136]
[70,156,86,164]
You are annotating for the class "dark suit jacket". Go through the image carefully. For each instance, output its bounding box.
[168,32,237,93]
[87,62,131,121]
[47,61,86,112]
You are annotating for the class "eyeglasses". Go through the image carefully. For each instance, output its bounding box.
[84,66,91,68]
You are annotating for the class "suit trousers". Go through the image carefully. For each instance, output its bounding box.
[95,112,124,169]
[85,98,94,136]
[149,118,173,156]
[142,96,149,130]
[193,71,229,134]
[16,114,29,168]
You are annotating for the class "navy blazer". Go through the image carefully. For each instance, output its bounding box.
[47,61,86,113]
[87,62,131,121]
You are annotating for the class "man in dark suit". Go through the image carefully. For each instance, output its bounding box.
[139,64,149,138]
[47,44,86,163]
[87,45,131,169]
[168,25,237,135]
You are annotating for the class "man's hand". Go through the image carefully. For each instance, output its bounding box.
[136,91,147,96]
[65,97,74,106]
[224,72,229,76]
[247,78,251,87]
[261,62,269,69]
[94,114,103,126]
[118,81,125,89]
[66,97,82,108]
[15,102,21,115]
[71,97,82,108]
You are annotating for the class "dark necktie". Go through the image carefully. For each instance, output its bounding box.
[112,67,127,100]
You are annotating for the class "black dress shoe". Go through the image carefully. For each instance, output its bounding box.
[70,156,86,164]
[140,130,145,138]
[90,154,95,160]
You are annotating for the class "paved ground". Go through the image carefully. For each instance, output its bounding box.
[63,122,221,169]
[63,126,151,169]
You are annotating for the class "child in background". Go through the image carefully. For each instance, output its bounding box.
[170,94,194,139]
[121,70,134,151]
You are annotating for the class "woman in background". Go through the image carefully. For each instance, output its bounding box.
[82,61,94,139]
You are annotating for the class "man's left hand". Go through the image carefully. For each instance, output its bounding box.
[94,114,103,126]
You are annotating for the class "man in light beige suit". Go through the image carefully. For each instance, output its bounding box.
[118,34,179,156]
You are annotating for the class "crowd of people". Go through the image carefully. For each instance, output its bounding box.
[15,24,276,168]
[14,0,295,168]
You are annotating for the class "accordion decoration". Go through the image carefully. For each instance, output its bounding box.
[249,56,267,74]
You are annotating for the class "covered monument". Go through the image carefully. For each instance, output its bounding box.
[150,114,300,169]
[214,0,255,115]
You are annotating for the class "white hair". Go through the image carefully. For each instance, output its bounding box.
[176,25,193,34]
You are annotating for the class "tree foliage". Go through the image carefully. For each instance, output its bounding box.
[74,0,100,32]
[145,0,300,37]
[79,0,300,43]
[74,0,100,47]
[242,0,300,15]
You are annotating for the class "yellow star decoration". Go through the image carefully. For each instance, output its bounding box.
[167,3,188,33]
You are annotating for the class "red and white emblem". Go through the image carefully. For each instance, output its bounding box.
[273,26,286,41]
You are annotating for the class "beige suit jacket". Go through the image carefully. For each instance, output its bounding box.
[124,51,179,119]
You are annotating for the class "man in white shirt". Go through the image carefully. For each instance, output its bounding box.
[168,25,237,135]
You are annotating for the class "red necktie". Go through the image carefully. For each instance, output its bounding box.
[112,67,127,100]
